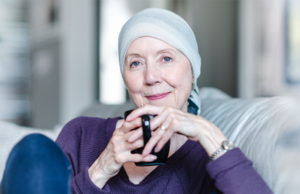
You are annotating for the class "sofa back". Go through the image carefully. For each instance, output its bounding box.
[201,97,300,193]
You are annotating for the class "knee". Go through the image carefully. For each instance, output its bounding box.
[1,133,71,194]
[6,133,70,170]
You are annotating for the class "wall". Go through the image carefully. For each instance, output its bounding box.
[238,0,300,98]
[60,0,96,125]
[186,0,238,97]
[30,0,96,128]
[0,0,31,125]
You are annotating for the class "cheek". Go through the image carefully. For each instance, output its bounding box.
[124,72,143,93]
[123,72,146,108]
[165,65,192,88]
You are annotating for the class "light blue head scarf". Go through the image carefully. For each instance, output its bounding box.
[118,8,201,115]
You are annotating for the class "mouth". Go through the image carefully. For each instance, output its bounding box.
[146,92,170,100]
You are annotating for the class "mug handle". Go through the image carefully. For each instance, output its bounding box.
[141,115,152,146]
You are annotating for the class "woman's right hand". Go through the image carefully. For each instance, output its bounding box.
[88,118,157,189]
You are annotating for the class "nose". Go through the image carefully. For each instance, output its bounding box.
[144,61,162,86]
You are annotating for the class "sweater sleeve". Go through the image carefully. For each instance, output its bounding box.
[206,148,273,194]
[56,117,118,194]
[71,167,111,193]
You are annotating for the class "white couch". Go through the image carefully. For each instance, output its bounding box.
[1,88,299,193]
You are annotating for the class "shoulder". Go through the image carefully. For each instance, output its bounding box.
[62,116,108,131]
[56,116,121,150]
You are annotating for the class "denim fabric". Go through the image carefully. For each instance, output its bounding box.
[0,134,71,194]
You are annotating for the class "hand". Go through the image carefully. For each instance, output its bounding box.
[126,105,227,157]
[88,118,157,188]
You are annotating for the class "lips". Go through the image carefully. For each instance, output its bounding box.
[146,92,170,100]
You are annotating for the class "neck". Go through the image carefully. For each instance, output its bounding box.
[181,100,188,113]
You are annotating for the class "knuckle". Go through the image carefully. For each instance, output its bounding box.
[145,104,152,109]
[112,147,119,154]
[133,139,143,148]
[132,155,138,162]
[161,135,168,142]
[134,118,141,126]
[153,132,161,138]
[110,137,119,145]
[114,155,124,164]
[173,118,179,125]
[133,155,142,162]
[123,121,130,129]
[166,106,174,113]
[168,112,176,120]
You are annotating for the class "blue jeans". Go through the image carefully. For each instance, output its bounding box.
[0,134,71,194]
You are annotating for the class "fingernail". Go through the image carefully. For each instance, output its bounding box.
[142,149,149,156]
[146,155,157,161]
[154,146,159,153]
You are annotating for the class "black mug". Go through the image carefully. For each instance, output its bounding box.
[124,109,170,166]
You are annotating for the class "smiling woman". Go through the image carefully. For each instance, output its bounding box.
[123,37,193,110]
[0,7,273,194]
[55,8,273,194]
[51,8,274,193]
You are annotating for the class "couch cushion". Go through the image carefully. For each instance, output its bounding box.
[0,122,60,178]
[81,101,137,119]
[201,97,300,193]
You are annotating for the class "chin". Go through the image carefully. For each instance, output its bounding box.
[148,99,177,107]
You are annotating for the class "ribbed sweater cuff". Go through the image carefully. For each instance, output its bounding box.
[74,167,111,193]
[206,148,251,179]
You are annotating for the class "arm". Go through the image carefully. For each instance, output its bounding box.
[56,117,112,194]
[56,116,157,193]
[207,148,273,194]
[125,105,273,194]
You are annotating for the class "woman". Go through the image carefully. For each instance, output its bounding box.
[0,8,272,194]
[56,8,272,193]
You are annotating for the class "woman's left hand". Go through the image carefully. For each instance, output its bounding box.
[126,105,227,156]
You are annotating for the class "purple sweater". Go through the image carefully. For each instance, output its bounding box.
[56,116,273,194]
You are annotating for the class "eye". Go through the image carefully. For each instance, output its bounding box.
[163,57,171,62]
[130,61,140,67]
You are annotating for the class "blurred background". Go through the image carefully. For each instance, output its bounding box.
[0,0,299,129]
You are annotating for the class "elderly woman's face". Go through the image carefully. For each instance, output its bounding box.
[123,37,193,111]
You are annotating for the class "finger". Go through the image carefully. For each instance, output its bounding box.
[149,107,182,131]
[119,117,142,133]
[116,152,157,164]
[113,138,144,153]
[130,154,157,163]
[152,113,179,152]
[157,111,177,132]
[127,127,143,142]
[126,105,163,121]
[142,126,166,155]
[155,128,174,153]
[126,138,144,150]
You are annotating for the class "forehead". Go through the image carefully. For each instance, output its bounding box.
[126,36,178,55]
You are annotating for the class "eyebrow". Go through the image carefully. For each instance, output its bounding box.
[156,48,177,55]
[125,53,142,62]
[125,48,177,62]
